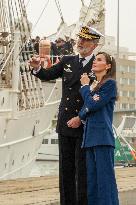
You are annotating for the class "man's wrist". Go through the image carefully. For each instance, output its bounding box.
[33,66,41,74]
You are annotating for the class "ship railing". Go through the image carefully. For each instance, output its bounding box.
[117,115,136,135]
[17,53,69,110]
[0,49,64,110]
[18,54,62,111]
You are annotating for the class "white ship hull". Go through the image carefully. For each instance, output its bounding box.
[37,129,59,161]
[0,0,63,179]
[0,80,61,180]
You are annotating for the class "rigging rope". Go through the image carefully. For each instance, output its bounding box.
[2,0,9,30]
[55,0,64,23]
[26,0,31,7]
[81,0,93,26]
[9,0,16,30]
[21,0,31,34]
[14,0,24,42]
[0,0,5,30]
[80,0,85,6]
[32,0,50,32]
[8,0,14,31]
[18,0,26,34]
[9,0,50,64]
[0,0,31,70]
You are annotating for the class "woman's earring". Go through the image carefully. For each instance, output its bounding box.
[106,66,110,70]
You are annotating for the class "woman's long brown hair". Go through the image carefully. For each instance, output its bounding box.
[93,52,118,99]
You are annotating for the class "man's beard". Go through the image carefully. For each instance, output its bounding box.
[76,46,92,54]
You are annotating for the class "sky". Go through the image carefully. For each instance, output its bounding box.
[24,0,136,53]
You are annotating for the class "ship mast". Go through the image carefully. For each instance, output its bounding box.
[81,0,85,6]
[54,0,68,39]
[0,0,32,89]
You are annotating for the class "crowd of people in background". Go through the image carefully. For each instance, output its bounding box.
[20,35,76,71]
[27,35,76,58]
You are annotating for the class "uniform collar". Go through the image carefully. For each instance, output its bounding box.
[79,53,94,63]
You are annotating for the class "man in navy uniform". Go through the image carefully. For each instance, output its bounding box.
[30,26,103,205]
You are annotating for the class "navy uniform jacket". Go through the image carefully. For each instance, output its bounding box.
[33,55,95,137]
[79,79,117,146]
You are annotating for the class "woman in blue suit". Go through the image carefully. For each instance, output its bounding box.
[79,52,119,205]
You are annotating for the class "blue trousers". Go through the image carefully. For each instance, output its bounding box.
[86,146,119,205]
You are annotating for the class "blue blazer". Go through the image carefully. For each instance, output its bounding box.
[79,79,117,148]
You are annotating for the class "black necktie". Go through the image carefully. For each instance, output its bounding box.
[79,57,85,69]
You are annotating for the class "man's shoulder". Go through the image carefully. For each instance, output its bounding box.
[62,55,78,62]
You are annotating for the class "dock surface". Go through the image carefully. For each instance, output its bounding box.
[0,167,136,205]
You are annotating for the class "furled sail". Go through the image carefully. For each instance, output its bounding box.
[71,0,105,39]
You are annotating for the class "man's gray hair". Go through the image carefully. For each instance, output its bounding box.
[91,39,99,44]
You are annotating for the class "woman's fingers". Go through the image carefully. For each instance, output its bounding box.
[93,94,100,101]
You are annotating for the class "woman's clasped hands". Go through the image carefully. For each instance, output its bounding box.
[80,73,90,86]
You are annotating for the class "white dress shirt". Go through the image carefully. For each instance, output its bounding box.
[79,53,94,67]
